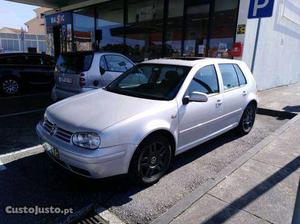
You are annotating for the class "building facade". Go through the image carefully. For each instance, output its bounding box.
[44,0,241,62]
[0,32,47,53]
[25,7,52,35]
[6,0,300,90]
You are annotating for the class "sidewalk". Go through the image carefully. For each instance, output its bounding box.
[170,116,300,224]
[152,83,300,224]
[258,83,300,114]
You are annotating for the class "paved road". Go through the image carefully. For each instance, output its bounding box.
[0,92,52,154]
[0,110,289,223]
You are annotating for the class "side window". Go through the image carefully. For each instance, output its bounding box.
[12,56,26,65]
[104,55,133,72]
[219,64,239,90]
[42,56,55,65]
[187,65,219,95]
[233,64,247,86]
[28,56,42,65]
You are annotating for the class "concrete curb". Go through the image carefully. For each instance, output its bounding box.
[151,114,300,224]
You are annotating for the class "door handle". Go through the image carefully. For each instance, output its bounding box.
[242,90,248,96]
[216,99,223,106]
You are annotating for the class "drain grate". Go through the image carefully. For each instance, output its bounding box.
[74,210,109,224]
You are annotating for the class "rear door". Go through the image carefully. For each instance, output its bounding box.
[217,63,249,128]
[55,53,93,92]
[100,54,134,86]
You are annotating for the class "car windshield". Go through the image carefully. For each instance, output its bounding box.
[105,64,191,100]
[56,53,93,74]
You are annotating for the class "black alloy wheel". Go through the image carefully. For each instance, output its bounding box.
[130,135,172,186]
[1,77,20,95]
[238,103,256,135]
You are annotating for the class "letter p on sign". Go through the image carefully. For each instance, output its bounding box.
[248,0,275,19]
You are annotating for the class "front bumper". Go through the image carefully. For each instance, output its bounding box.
[36,122,137,178]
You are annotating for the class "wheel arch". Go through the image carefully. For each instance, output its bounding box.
[139,129,176,155]
[128,129,176,171]
[248,99,258,109]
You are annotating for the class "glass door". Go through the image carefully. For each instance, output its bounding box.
[183,0,210,57]
[125,0,164,62]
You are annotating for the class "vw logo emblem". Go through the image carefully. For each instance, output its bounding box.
[49,124,57,136]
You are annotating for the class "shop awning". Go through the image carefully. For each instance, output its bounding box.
[6,0,88,8]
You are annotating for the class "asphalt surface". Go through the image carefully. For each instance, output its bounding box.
[0,93,290,224]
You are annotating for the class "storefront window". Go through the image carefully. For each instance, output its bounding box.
[125,0,164,62]
[208,0,239,58]
[165,0,184,57]
[183,0,210,57]
[73,7,95,51]
[96,0,124,53]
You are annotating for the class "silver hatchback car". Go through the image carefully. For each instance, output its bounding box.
[51,52,134,101]
[37,58,258,185]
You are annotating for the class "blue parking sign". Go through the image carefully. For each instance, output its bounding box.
[248,0,275,19]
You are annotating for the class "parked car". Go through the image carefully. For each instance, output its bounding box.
[37,58,258,185]
[51,51,134,101]
[0,53,55,95]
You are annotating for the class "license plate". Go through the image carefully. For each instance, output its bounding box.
[59,77,73,84]
[43,143,60,159]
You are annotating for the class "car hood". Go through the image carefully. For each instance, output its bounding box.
[46,89,170,132]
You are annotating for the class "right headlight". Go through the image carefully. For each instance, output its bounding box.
[72,132,101,150]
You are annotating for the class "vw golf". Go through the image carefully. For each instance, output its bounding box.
[36,58,258,185]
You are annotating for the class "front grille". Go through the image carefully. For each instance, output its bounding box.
[43,118,73,143]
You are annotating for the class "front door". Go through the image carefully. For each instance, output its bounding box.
[178,64,223,152]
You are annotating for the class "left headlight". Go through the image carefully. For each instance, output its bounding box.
[72,132,101,150]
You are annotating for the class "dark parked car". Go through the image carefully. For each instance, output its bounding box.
[0,53,55,95]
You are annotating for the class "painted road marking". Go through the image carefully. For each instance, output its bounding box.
[0,145,44,164]
[0,109,45,119]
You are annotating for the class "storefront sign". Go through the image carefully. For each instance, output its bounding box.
[237,24,246,34]
[46,12,72,27]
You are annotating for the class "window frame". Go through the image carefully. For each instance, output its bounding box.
[233,64,247,86]
[218,63,242,92]
[186,64,220,96]
[99,55,109,73]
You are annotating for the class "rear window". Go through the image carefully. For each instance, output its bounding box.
[56,53,93,74]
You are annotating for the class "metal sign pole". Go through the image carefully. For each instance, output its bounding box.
[251,18,261,73]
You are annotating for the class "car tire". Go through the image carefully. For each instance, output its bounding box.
[237,102,257,135]
[1,77,21,96]
[129,134,173,186]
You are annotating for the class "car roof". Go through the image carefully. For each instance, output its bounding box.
[140,58,240,67]
[61,51,124,55]
[0,53,52,58]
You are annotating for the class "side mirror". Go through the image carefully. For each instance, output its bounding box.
[100,67,106,75]
[183,91,208,105]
